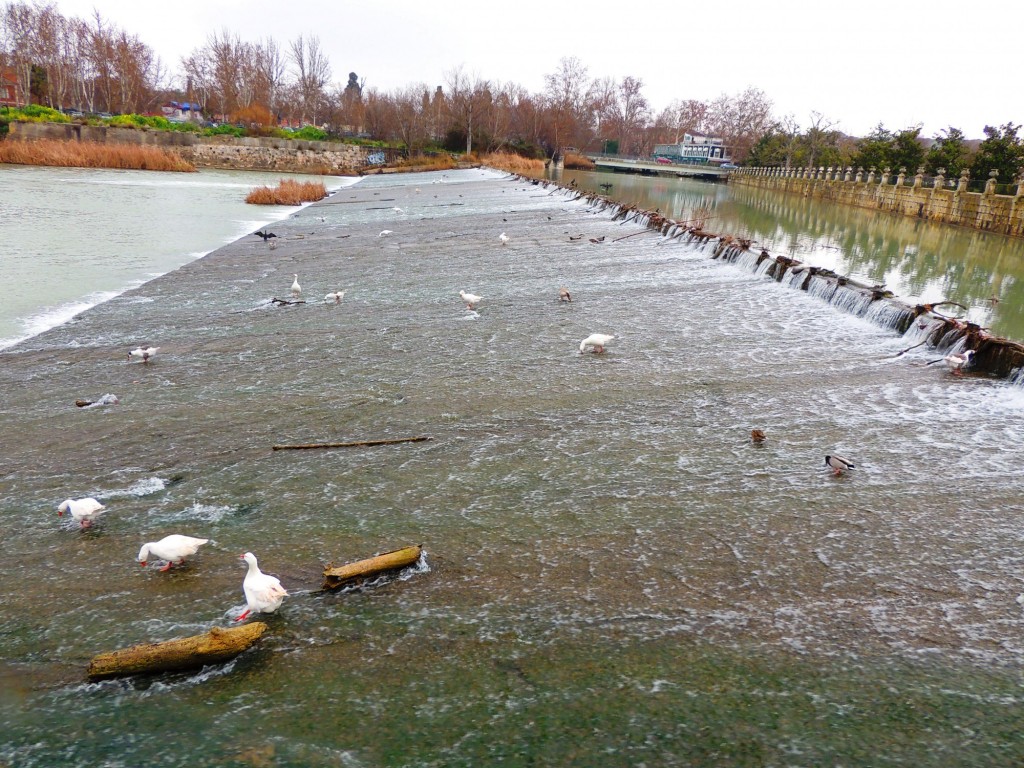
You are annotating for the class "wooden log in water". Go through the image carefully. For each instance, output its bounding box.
[322,545,422,590]
[272,436,432,451]
[87,622,268,680]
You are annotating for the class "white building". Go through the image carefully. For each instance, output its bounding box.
[653,133,731,165]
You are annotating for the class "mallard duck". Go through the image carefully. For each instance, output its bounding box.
[825,454,855,476]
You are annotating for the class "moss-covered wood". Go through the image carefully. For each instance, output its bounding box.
[87,622,268,680]
[322,545,422,590]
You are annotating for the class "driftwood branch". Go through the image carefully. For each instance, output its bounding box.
[894,339,929,358]
[270,297,306,306]
[87,622,268,680]
[323,545,423,590]
[272,436,432,451]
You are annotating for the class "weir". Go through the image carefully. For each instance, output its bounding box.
[526,175,1024,382]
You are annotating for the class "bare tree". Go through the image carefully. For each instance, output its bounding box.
[706,86,774,162]
[542,56,596,154]
[289,34,331,126]
[444,65,490,154]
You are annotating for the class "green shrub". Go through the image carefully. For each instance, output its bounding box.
[1,105,69,124]
[203,124,246,138]
[285,125,328,141]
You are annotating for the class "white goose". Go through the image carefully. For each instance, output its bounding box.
[128,346,159,364]
[290,274,302,298]
[944,349,975,376]
[325,290,346,304]
[579,333,614,354]
[138,535,209,571]
[378,229,393,238]
[57,497,106,528]
[825,454,855,476]
[499,232,510,246]
[236,552,288,621]
[459,290,482,310]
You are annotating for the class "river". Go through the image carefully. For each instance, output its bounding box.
[1,165,1023,766]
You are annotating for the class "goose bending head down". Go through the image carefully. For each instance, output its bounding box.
[579,333,614,354]
[559,287,572,303]
[236,552,288,621]
[325,290,345,304]
[290,274,301,298]
[58,497,106,528]
[138,534,209,571]
[459,290,482,310]
[128,346,159,364]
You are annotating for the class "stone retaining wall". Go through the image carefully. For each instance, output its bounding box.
[6,121,374,174]
[732,166,1024,238]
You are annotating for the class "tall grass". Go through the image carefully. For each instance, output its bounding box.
[481,151,545,173]
[0,138,194,171]
[392,153,458,171]
[564,152,595,170]
[245,178,327,205]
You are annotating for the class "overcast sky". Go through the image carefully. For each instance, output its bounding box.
[48,0,1021,139]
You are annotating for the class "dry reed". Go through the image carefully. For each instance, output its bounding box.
[564,152,595,170]
[245,178,328,205]
[394,154,459,171]
[481,151,545,173]
[0,138,194,171]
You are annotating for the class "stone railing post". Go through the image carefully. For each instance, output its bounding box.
[826,166,834,181]
[1016,173,1024,198]
[844,166,853,182]
[855,167,864,183]
[881,167,891,185]
[896,167,907,186]
[957,169,969,192]
[985,169,998,195]
[867,167,876,184]
[913,166,925,189]
[933,168,945,191]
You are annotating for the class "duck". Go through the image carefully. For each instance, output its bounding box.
[825,454,855,476]
[499,232,510,246]
[459,290,482,310]
[138,534,209,571]
[751,429,766,443]
[128,346,159,364]
[325,290,345,304]
[378,229,393,238]
[236,552,288,621]
[559,287,572,303]
[290,274,301,298]
[943,349,975,376]
[579,333,614,354]
[57,497,106,528]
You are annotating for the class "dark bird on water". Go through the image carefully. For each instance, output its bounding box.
[569,234,584,241]
[254,230,277,241]
[751,429,766,443]
[589,236,606,244]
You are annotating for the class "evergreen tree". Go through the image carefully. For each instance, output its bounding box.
[969,123,1024,185]
[924,127,971,177]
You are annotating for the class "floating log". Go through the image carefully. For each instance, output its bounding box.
[272,436,432,451]
[322,545,422,590]
[87,622,268,680]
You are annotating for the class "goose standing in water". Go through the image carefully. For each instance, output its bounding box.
[290,274,301,298]
[459,290,482,310]
[499,232,510,246]
[325,290,345,304]
[138,535,209,571]
[236,552,288,621]
[559,287,572,303]
[943,349,975,376]
[57,497,106,528]
[128,346,159,364]
[579,333,614,354]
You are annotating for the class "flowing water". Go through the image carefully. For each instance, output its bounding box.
[1,167,1023,766]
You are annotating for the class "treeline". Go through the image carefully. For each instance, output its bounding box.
[748,114,1024,186]
[0,2,773,158]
